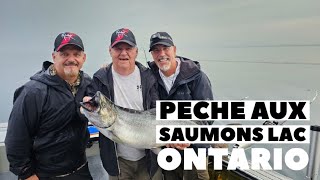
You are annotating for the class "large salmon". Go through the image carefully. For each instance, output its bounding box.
[80,91,197,149]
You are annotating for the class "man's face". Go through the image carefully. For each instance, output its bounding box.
[150,44,176,73]
[109,42,138,71]
[52,45,86,80]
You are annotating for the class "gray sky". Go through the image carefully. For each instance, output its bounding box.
[1,0,319,63]
[0,0,319,120]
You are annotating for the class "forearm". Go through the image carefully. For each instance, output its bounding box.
[192,73,214,100]
[6,150,35,179]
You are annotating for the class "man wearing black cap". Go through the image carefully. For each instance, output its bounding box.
[148,32,214,180]
[5,32,92,180]
[84,28,161,180]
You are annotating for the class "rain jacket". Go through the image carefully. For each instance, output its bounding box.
[148,56,214,150]
[87,61,159,177]
[5,61,91,179]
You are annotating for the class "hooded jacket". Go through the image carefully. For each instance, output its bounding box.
[87,61,159,177]
[148,56,214,150]
[148,56,213,101]
[5,61,91,179]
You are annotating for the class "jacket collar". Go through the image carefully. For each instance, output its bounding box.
[95,61,148,86]
[30,61,89,97]
[148,56,200,88]
[148,56,200,80]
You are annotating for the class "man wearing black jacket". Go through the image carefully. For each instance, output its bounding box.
[148,32,214,180]
[5,32,92,180]
[84,28,161,180]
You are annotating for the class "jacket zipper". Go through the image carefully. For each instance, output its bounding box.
[114,142,121,175]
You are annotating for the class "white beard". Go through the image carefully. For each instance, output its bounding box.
[64,68,78,78]
[159,61,171,72]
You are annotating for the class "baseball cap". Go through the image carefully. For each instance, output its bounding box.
[149,32,174,52]
[54,32,84,52]
[110,28,136,47]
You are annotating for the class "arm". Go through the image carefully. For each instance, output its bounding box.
[83,74,106,103]
[26,175,39,180]
[86,76,101,97]
[191,72,214,148]
[191,72,214,101]
[149,82,159,109]
[5,86,42,179]
[192,72,214,127]
[86,70,113,99]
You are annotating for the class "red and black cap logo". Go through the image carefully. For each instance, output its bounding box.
[110,28,136,48]
[54,32,84,52]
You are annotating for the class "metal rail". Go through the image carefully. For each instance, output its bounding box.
[306,125,320,180]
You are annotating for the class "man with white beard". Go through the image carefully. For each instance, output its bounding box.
[5,32,92,180]
[148,32,214,180]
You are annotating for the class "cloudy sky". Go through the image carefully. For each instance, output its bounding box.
[1,0,319,63]
[0,0,319,122]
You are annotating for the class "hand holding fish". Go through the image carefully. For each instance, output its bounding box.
[83,96,92,103]
[26,174,39,180]
[80,91,198,149]
[166,143,190,150]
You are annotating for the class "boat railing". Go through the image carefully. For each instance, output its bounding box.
[305,125,320,180]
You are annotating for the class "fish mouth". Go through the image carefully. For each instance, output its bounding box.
[80,95,100,112]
